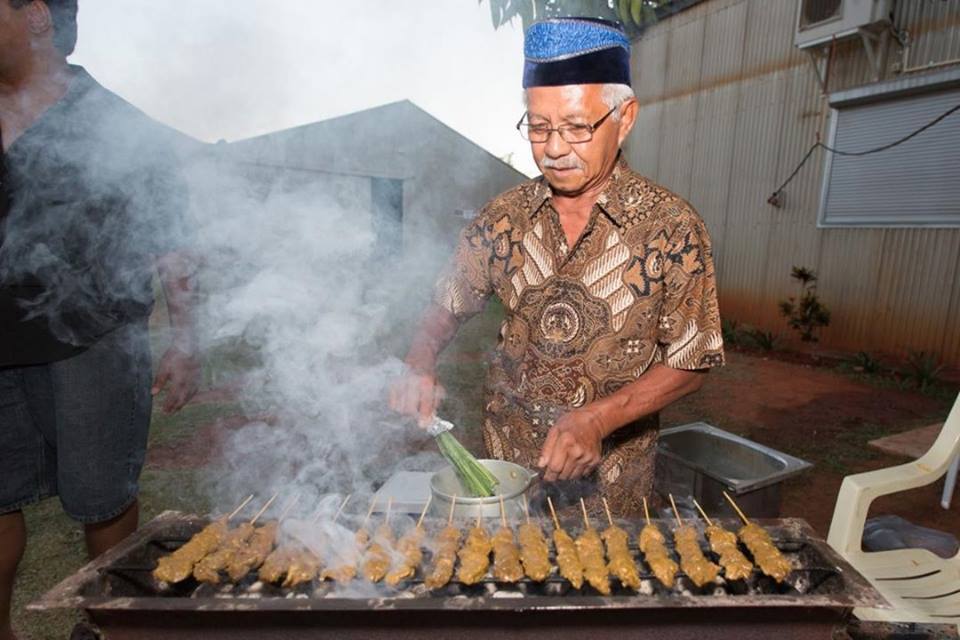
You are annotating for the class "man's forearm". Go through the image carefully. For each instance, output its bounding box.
[404,303,460,373]
[581,364,706,438]
[156,251,198,353]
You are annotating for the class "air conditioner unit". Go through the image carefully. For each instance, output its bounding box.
[794,0,893,49]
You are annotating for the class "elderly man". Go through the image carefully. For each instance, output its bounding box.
[391,17,723,517]
[0,2,199,638]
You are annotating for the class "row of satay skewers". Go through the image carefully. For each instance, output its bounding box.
[153,490,793,592]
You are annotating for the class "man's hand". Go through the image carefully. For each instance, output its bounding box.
[388,368,445,428]
[537,410,605,481]
[151,346,201,414]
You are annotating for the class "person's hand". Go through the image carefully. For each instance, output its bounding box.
[388,367,445,428]
[152,346,201,414]
[537,410,604,481]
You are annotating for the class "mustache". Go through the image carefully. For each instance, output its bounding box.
[540,155,584,170]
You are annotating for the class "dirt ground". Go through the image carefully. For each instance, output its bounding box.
[148,349,959,539]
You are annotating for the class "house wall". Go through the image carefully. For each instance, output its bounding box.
[624,0,960,366]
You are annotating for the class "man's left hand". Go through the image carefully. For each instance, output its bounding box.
[537,410,605,481]
[152,346,201,413]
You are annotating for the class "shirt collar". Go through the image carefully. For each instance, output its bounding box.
[530,153,630,227]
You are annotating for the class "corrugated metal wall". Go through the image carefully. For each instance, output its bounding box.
[625,0,960,366]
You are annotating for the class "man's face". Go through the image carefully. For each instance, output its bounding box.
[525,84,632,197]
[0,1,35,77]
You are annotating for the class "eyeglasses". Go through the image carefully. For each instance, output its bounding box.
[516,106,618,143]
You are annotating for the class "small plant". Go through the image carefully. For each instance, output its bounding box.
[903,350,945,393]
[748,328,780,352]
[721,318,742,347]
[849,351,883,374]
[779,266,831,342]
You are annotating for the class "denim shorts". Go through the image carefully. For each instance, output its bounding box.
[0,320,152,523]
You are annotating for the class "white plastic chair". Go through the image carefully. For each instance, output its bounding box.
[827,392,960,630]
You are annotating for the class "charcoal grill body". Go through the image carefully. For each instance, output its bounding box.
[31,511,887,640]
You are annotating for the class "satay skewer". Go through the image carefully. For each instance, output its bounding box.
[723,491,792,582]
[669,494,719,588]
[153,494,255,584]
[194,493,278,584]
[638,496,678,589]
[491,495,523,583]
[600,497,641,590]
[693,498,752,581]
[517,494,550,582]
[385,497,432,586]
[575,498,611,594]
[547,496,584,589]
[424,496,460,589]
[456,505,492,585]
[361,497,394,583]
[227,494,300,582]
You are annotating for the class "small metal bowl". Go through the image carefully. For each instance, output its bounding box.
[430,459,536,521]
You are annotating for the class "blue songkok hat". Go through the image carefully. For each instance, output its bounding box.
[523,17,631,88]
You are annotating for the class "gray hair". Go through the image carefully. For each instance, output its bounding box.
[522,83,636,121]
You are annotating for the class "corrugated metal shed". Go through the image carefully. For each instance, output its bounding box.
[625,0,960,366]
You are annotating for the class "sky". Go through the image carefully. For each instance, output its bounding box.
[70,0,540,176]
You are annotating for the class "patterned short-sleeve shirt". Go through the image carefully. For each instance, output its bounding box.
[434,156,724,516]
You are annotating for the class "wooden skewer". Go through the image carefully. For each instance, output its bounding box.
[416,496,432,529]
[722,491,750,526]
[691,499,714,527]
[546,496,560,530]
[476,504,482,528]
[522,493,531,524]
[642,496,651,526]
[447,495,457,526]
[386,497,393,524]
[362,496,377,528]
[601,497,614,528]
[499,495,507,528]
[326,494,351,524]
[278,493,301,521]
[250,493,278,525]
[668,494,682,527]
[227,494,255,520]
[579,497,591,530]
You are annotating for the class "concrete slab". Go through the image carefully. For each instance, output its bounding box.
[869,423,944,459]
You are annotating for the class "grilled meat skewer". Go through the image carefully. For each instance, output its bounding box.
[425,525,461,589]
[517,521,551,582]
[705,524,753,581]
[638,523,678,589]
[575,501,611,595]
[492,526,524,583]
[153,518,229,583]
[739,523,792,582]
[385,524,425,586]
[362,523,394,583]
[227,521,279,582]
[193,522,256,584]
[673,525,720,587]
[602,524,641,590]
[456,520,492,585]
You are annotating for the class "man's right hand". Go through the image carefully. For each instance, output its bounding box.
[388,368,445,428]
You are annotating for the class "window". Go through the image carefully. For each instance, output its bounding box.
[818,70,960,228]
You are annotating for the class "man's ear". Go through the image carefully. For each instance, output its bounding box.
[24,1,54,37]
[617,98,639,147]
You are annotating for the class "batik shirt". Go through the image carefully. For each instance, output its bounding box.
[434,156,724,516]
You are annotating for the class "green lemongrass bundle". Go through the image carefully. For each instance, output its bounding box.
[435,431,499,497]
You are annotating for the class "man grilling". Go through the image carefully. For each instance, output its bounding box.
[0,2,199,638]
[391,18,723,517]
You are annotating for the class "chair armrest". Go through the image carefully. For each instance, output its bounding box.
[827,460,939,556]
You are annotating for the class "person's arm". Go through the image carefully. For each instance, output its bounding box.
[537,365,706,480]
[388,303,460,425]
[389,208,495,426]
[151,250,201,413]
